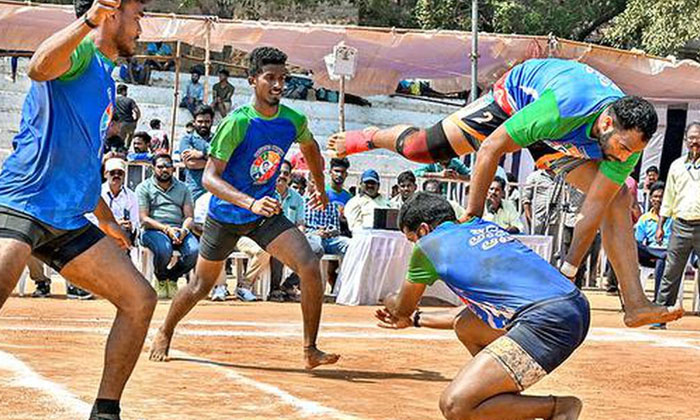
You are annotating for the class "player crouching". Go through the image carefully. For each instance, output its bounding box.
[376,192,589,420]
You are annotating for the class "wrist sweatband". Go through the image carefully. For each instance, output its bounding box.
[344,128,379,156]
[83,14,98,29]
[560,261,578,278]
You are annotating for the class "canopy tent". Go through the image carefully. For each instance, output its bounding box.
[3,0,700,101]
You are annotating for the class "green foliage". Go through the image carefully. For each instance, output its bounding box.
[604,0,700,56]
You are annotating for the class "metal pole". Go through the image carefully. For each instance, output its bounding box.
[338,76,346,131]
[470,0,478,103]
[169,41,181,154]
[203,19,212,104]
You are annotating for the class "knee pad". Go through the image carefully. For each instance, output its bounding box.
[395,123,458,164]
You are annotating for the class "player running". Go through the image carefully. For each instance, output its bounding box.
[377,192,588,420]
[330,58,682,328]
[149,47,340,369]
[0,1,154,419]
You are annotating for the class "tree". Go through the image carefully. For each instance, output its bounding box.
[603,0,700,57]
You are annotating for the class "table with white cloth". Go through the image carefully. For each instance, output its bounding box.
[333,230,554,306]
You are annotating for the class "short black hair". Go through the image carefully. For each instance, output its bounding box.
[117,84,128,94]
[423,179,441,191]
[290,173,307,188]
[685,121,700,135]
[248,47,287,77]
[649,181,665,195]
[646,165,659,174]
[610,96,658,142]
[330,157,350,170]
[191,68,202,76]
[492,176,507,191]
[280,159,293,171]
[219,68,230,77]
[133,131,151,143]
[397,170,416,185]
[152,153,172,166]
[193,105,215,119]
[150,119,161,129]
[185,121,194,128]
[398,192,456,232]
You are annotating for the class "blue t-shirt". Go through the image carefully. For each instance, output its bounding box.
[326,187,352,206]
[179,131,212,201]
[0,38,115,229]
[408,219,576,329]
[207,104,314,225]
[502,59,637,185]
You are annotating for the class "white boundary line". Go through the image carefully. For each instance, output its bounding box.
[0,349,91,418]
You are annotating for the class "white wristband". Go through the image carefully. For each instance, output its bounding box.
[560,261,578,278]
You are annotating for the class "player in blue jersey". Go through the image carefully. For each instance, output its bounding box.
[0,1,154,419]
[330,59,683,328]
[376,192,588,420]
[149,47,340,369]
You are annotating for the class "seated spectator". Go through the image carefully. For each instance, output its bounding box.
[212,68,235,119]
[634,181,671,300]
[482,177,523,234]
[290,173,307,197]
[119,57,150,85]
[345,169,391,233]
[180,70,204,118]
[423,179,465,219]
[145,41,174,71]
[390,170,417,208]
[115,84,140,149]
[148,119,170,153]
[136,154,198,299]
[640,165,660,210]
[414,157,470,180]
[102,158,140,244]
[179,105,214,201]
[127,132,153,162]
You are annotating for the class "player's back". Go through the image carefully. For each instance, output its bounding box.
[417,219,577,328]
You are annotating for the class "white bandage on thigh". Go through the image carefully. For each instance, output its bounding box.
[483,336,547,391]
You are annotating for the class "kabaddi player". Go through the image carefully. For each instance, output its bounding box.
[0,1,155,419]
[330,59,683,328]
[149,47,340,369]
[377,192,588,420]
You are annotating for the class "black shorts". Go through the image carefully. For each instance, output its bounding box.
[0,206,105,271]
[199,213,295,261]
[444,93,510,152]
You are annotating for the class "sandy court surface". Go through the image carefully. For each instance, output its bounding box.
[1,291,699,420]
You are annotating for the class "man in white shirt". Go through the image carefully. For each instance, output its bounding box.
[483,177,524,234]
[102,158,140,242]
[345,169,391,233]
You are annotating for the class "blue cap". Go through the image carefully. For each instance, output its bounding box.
[361,169,380,183]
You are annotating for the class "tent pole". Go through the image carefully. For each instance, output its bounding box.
[338,76,346,131]
[469,0,478,168]
[170,40,181,154]
[203,19,212,104]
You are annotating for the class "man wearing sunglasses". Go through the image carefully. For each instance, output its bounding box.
[101,158,140,244]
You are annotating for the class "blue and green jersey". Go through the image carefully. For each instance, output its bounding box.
[208,104,313,225]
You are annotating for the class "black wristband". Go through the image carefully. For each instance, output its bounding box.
[413,310,422,328]
[83,14,98,29]
[248,200,255,211]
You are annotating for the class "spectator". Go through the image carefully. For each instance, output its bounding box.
[640,165,660,210]
[345,169,391,233]
[181,70,204,117]
[653,122,700,329]
[523,169,557,235]
[136,154,198,299]
[192,192,230,302]
[290,173,307,197]
[148,119,170,153]
[212,68,235,119]
[179,105,214,201]
[145,42,174,71]
[185,121,195,135]
[115,84,141,149]
[423,179,465,219]
[633,181,671,300]
[505,172,520,208]
[414,157,470,180]
[326,158,352,206]
[391,170,417,207]
[482,177,523,234]
[102,158,140,244]
[119,57,150,85]
[127,131,153,162]
[103,134,126,157]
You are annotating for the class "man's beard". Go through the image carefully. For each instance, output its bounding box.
[156,173,172,183]
[196,127,211,138]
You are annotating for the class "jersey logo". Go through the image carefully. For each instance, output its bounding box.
[519,85,540,100]
[250,145,284,185]
[473,111,494,124]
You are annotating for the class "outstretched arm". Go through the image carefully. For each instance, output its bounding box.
[375,282,427,329]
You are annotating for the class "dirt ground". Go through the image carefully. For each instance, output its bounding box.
[1,288,699,420]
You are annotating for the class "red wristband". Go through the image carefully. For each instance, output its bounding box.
[344,128,378,156]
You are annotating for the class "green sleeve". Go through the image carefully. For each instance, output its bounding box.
[58,38,96,82]
[281,107,313,144]
[504,89,589,147]
[407,245,440,285]
[414,164,436,176]
[450,159,470,175]
[209,113,247,162]
[599,152,641,185]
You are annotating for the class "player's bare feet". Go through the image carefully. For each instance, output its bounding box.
[550,396,582,420]
[327,132,348,158]
[149,328,172,362]
[304,345,340,370]
[623,303,684,328]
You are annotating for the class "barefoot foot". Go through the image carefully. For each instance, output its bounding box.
[304,346,340,370]
[623,303,684,328]
[149,329,172,362]
[550,396,582,420]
